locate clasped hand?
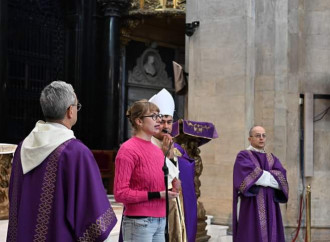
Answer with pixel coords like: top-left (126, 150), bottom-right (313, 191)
top-left (162, 134), bottom-right (174, 159)
top-left (160, 190), bottom-right (179, 199)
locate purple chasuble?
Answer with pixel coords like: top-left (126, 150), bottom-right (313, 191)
top-left (232, 150), bottom-right (289, 242)
top-left (174, 143), bottom-right (197, 242)
top-left (7, 139), bottom-right (117, 242)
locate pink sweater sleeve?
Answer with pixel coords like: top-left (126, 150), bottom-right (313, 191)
top-left (114, 148), bottom-right (149, 204)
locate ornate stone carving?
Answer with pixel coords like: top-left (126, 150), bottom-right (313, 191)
top-left (183, 140), bottom-right (210, 242)
top-left (172, 120), bottom-right (218, 242)
top-left (0, 144), bottom-right (17, 219)
top-left (128, 46), bottom-right (172, 88)
top-left (129, 0), bottom-right (186, 11)
top-left (120, 19), bottom-right (142, 45)
top-left (0, 154), bottom-right (11, 219)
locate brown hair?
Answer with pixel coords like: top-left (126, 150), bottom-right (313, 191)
top-left (126, 99), bottom-right (160, 131)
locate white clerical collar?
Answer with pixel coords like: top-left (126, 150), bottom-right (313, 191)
top-left (21, 121), bottom-right (75, 174)
top-left (246, 145), bottom-right (265, 153)
top-left (46, 122), bottom-right (69, 130)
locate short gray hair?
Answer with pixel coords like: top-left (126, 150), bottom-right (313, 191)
top-left (249, 125), bottom-right (265, 137)
top-left (40, 81), bottom-right (76, 120)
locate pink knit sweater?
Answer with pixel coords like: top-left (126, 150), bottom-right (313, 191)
top-left (114, 136), bottom-right (166, 217)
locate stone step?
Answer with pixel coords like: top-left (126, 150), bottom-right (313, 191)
top-left (219, 235), bottom-right (233, 242)
top-left (108, 194), bottom-right (124, 209)
top-left (207, 224), bottom-right (229, 237)
top-left (209, 234), bottom-right (233, 242)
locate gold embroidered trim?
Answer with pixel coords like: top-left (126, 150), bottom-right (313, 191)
top-left (78, 207), bottom-right (116, 242)
top-left (247, 150), bottom-right (261, 168)
top-left (270, 170), bottom-right (289, 195)
top-left (267, 153), bottom-right (274, 169)
top-left (173, 147), bottom-right (182, 157)
top-left (33, 142), bottom-right (69, 242)
top-left (239, 167), bottom-right (262, 193)
top-left (186, 121), bottom-right (211, 134)
top-left (33, 151), bottom-right (59, 241)
top-left (7, 148), bottom-right (20, 241)
top-left (257, 189), bottom-right (268, 242)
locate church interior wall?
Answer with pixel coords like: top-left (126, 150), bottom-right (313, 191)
top-left (187, 0), bottom-right (330, 240)
top-left (186, 0), bottom-right (249, 226)
top-left (298, 1), bottom-right (330, 240)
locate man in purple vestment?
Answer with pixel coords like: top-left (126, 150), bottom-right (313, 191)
top-left (232, 126), bottom-right (289, 242)
top-left (7, 81), bottom-right (117, 242)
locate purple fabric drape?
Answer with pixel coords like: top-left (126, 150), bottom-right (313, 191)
top-left (172, 120), bottom-right (218, 147)
top-left (7, 139), bottom-right (117, 242)
top-left (175, 143), bottom-right (197, 242)
top-left (232, 150), bottom-right (289, 242)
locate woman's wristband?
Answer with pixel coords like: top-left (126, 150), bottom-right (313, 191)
top-left (148, 192), bottom-right (161, 200)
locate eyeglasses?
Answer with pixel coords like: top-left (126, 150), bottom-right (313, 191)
top-left (71, 103), bottom-right (82, 111)
top-left (141, 114), bottom-right (163, 121)
top-left (251, 133), bottom-right (266, 139)
top-left (161, 120), bottom-right (173, 125)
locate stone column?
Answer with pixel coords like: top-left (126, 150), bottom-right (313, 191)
top-left (98, 0), bottom-right (129, 149)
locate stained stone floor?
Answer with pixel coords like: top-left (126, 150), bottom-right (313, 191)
top-left (0, 198), bottom-right (232, 242)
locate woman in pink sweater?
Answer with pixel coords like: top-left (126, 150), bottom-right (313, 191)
top-left (114, 99), bottom-right (179, 242)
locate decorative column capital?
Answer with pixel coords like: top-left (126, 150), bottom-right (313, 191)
top-left (97, 0), bottom-right (130, 17)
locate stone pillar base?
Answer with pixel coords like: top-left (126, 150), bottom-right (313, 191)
top-left (196, 235), bottom-right (211, 242)
top-left (196, 218), bottom-right (210, 241)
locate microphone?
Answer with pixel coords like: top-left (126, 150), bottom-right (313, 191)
top-left (162, 129), bottom-right (173, 157)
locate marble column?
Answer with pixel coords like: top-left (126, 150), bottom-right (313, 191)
top-left (98, 0), bottom-right (129, 149)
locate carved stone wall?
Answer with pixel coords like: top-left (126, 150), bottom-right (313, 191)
top-left (128, 47), bottom-right (172, 88)
top-left (0, 153), bottom-right (13, 219)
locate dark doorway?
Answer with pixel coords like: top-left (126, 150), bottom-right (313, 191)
top-left (2, 0), bottom-right (66, 143)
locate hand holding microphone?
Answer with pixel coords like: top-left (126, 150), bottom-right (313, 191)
top-left (161, 129), bottom-right (174, 159)
top-left (162, 129), bottom-right (169, 134)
